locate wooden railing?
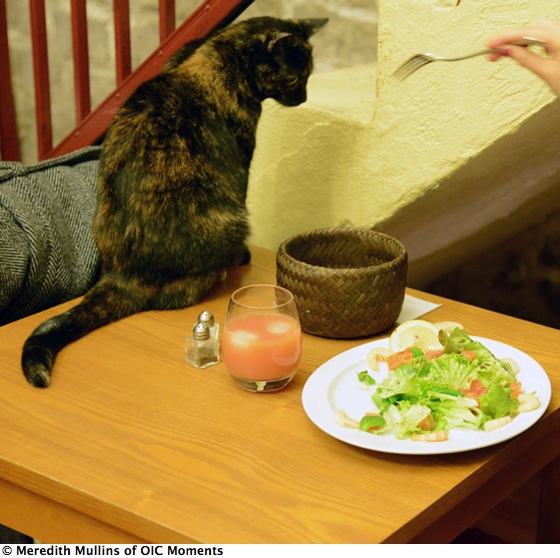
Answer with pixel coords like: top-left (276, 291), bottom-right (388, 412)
top-left (0, 0), bottom-right (18, 161)
top-left (0, 0), bottom-right (255, 162)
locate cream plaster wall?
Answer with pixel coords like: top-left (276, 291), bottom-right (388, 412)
top-left (247, 0), bottom-right (560, 286)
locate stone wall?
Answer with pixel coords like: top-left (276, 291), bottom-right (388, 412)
top-left (4, 0), bottom-right (378, 163)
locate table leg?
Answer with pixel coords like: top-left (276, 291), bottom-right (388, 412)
top-left (537, 455), bottom-right (560, 543)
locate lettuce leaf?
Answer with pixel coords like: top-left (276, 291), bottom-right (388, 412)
top-left (363, 329), bottom-right (521, 438)
top-left (478, 384), bottom-right (519, 419)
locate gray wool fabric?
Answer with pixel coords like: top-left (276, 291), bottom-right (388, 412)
top-left (0, 146), bottom-right (101, 325)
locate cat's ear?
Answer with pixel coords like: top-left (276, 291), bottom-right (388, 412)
top-left (299, 18), bottom-right (329, 37)
top-left (267, 18), bottom-right (328, 52)
top-left (267, 32), bottom-right (293, 53)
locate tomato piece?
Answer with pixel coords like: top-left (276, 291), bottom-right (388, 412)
top-left (461, 379), bottom-right (488, 402)
top-left (424, 349), bottom-right (443, 360)
top-left (386, 348), bottom-right (413, 370)
top-left (461, 350), bottom-right (477, 361)
top-left (470, 379), bottom-right (488, 396)
top-left (417, 413), bottom-right (436, 431)
top-left (510, 381), bottom-right (522, 398)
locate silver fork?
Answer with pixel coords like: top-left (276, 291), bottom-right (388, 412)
top-left (392, 37), bottom-right (545, 81)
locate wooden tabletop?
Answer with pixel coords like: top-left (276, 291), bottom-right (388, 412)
top-left (1, 245), bottom-right (559, 544)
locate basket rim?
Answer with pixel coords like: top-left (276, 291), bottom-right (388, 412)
top-left (277, 227), bottom-right (407, 274)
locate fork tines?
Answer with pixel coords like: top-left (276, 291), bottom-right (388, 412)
top-left (392, 54), bottom-right (432, 81)
top-left (392, 39), bottom-right (546, 82)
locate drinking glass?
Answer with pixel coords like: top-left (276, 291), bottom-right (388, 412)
top-left (222, 284), bottom-right (302, 392)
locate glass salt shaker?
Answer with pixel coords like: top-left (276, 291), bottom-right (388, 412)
top-left (185, 323), bottom-right (219, 369)
top-left (197, 310), bottom-right (220, 340)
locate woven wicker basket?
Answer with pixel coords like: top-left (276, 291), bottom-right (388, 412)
top-left (276, 227), bottom-right (408, 339)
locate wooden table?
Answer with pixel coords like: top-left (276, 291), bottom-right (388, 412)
top-left (1, 246), bottom-right (559, 544)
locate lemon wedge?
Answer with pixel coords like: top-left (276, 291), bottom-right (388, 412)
top-left (389, 320), bottom-right (442, 352)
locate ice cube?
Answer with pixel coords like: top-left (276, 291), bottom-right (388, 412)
top-left (267, 320), bottom-right (291, 335)
top-left (231, 330), bottom-right (258, 346)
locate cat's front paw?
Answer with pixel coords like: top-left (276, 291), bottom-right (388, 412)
top-left (240, 245), bottom-right (251, 265)
top-left (233, 245), bottom-right (251, 267)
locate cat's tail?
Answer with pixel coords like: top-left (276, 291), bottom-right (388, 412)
top-left (21, 275), bottom-right (151, 388)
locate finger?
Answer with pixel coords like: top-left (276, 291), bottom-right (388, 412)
top-left (504, 44), bottom-right (557, 80)
top-left (487, 27), bottom-right (539, 49)
top-left (488, 21), bottom-right (560, 52)
top-left (487, 49), bottom-right (508, 62)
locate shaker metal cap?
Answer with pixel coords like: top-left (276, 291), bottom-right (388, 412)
top-left (192, 322), bottom-right (211, 340)
top-left (197, 310), bottom-right (215, 326)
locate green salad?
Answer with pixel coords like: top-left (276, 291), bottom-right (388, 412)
top-left (353, 328), bottom-right (538, 441)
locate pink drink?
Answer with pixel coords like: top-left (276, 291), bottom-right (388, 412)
top-left (222, 313), bottom-right (302, 381)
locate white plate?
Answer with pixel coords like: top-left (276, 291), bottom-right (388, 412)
top-left (302, 337), bottom-right (552, 455)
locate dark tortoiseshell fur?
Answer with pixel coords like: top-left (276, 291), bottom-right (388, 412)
top-left (21, 16), bottom-right (327, 387)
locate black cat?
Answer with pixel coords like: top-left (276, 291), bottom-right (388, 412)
top-left (22, 16), bottom-right (327, 387)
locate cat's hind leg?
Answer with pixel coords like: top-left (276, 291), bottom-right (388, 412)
top-left (22, 271), bottom-right (224, 387)
top-left (151, 270), bottom-right (225, 310)
top-left (22, 274), bottom-right (157, 387)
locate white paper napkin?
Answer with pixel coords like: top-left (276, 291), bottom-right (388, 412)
top-left (396, 294), bottom-right (441, 324)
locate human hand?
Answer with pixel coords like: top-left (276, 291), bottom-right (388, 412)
top-left (487, 20), bottom-right (560, 96)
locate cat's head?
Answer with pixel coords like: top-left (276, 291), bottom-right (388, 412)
top-left (240, 17), bottom-right (328, 107)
